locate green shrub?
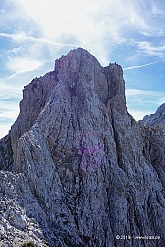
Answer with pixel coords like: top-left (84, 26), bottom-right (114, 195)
top-left (22, 242), bottom-right (36, 247)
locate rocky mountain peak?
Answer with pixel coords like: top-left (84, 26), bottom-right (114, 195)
top-left (54, 47), bottom-right (100, 72)
top-left (0, 48), bottom-right (165, 247)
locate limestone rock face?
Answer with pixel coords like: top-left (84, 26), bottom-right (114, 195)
top-left (0, 48), bottom-right (165, 247)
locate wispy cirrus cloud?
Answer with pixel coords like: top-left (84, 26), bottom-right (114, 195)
top-left (0, 99), bottom-right (19, 120)
top-left (0, 32), bottom-right (78, 47)
top-left (137, 41), bottom-right (165, 57)
top-left (0, 79), bottom-right (21, 99)
top-left (0, 32), bottom-right (56, 78)
top-left (6, 57), bottom-right (44, 75)
top-left (10, 0), bottom-right (152, 64)
top-left (126, 89), bottom-right (165, 99)
top-left (3, 0), bottom-right (164, 67)
top-left (124, 58), bottom-right (165, 71)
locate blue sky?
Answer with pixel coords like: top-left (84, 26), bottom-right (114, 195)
top-left (0, 0), bottom-right (165, 138)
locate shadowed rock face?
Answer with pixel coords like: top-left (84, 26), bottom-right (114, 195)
top-left (0, 48), bottom-right (165, 247)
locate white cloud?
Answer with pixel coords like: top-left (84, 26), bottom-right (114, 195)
top-left (126, 89), bottom-right (143, 96)
top-left (11, 0), bottom-right (96, 52)
top-left (1, 0), bottom-right (162, 67)
top-left (6, 57), bottom-right (44, 74)
top-left (0, 32), bottom-right (56, 76)
top-left (126, 89), bottom-right (163, 95)
top-left (0, 32), bottom-right (78, 47)
top-left (4, 0), bottom-right (165, 62)
top-left (10, 0), bottom-right (152, 64)
top-left (137, 42), bottom-right (165, 57)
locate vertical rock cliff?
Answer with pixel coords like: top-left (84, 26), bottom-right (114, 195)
top-left (0, 48), bottom-right (165, 247)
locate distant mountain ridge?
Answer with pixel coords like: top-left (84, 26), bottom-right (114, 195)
top-left (140, 103), bottom-right (165, 127)
top-left (0, 48), bottom-right (165, 247)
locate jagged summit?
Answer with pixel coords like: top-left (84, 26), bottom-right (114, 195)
top-left (9, 48), bottom-right (126, 166)
top-left (55, 47), bottom-right (100, 68)
top-left (0, 49), bottom-right (165, 247)
top-left (54, 47), bottom-right (123, 76)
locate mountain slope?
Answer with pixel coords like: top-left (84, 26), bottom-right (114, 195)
top-left (0, 48), bottom-right (165, 247)
top-left (140, 103), bottom-right (165, 134)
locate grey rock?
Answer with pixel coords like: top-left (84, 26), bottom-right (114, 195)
top-left (0, 133), bottom-right (14, 171)
top-left (0, 48), bottom-right (165, 246)
top-left (140, 103), bottom-right (165, 127)
top-left (140, 103), bottom-right (165, 136)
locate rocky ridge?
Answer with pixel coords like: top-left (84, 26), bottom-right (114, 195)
top-left (0, 48), bottom-right (165, 247)
top-left (140, 103), bottom-right (165, 135)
